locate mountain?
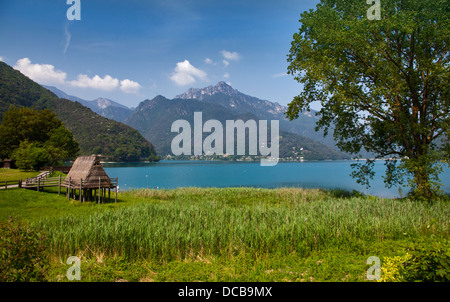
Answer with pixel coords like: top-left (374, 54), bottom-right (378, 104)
top-left (124, 95), bottom-right (349, 160)
top-left (176, 81), bottom-right (338, 150)
top-left (43, 85), bottom-right (133, 122)
top-left (0, 61), bottom-right (157, 162)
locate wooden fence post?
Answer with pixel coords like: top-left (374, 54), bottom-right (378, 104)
top-left (37, 178), bottom-right (40, 192)
top-left (80, 179), bottom-right (82, 203)
top-left (67, 177), bottom-right (71, 201)
top-left (58, 175), bottom-right (61, 195)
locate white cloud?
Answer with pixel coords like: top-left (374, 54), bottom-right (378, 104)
top-left (204, 58), bottom-right (214, 65)
top-left (0, 56), bottom-right (4, 62)
top-left (223, 73), bottom-right (230, 79)
top-left (220, 50), bottom-right (241, 61)
top-left (222, 60), bottom-right (229, 67)
top-left (272, 72), bottom-right (288, 78)
top-left (63, 24), bottom-right (72, 55)
top-left (13, 58), bottom-right (67, 85)
top-left (170, 60), bottom-right (207, 86)
top-left (70, 74), bottom-right (119, 91)
top-left (13, 57), bottom-right (140, 94)
top-left (120, 79), bottom-right (141, 94)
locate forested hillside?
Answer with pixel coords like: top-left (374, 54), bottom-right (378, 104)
top-left (0, 61), bottom-right (158, 162)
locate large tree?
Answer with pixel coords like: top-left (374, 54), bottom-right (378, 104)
top-left (0, 106), bottom-right (79, 169)
top-left (286, 0), bottom-right (449, 200)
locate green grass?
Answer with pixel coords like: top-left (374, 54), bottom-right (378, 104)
top-left (0, 187), bottom-right (448, 282)
top-left (0, 168), bottom-right (40, 182)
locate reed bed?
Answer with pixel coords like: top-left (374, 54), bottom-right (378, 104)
top-left (35, 188), bottom-right (449, 263)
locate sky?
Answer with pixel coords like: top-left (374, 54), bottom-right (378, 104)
top-left (0, 0), bottom-right (320, 109)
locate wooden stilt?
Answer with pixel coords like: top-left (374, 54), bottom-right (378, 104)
top-left (98, 176), bottom-right (101, 204)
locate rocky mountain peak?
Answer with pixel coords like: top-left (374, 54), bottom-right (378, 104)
top-left (176, 81), bottom-right (239, 100)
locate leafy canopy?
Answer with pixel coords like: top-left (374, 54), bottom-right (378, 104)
top-left (286, 0), bottom-right (449, 200)
top-left (0, 106), bottom-right (79, 169)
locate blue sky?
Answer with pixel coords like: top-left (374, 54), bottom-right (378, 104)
top-left (0, 0), bottom-right (320, 108)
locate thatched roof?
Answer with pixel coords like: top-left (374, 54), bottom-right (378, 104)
top-left (64, 155), bottom-right (115, 188)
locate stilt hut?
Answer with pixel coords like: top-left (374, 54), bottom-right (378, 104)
top-left (63, 155), bottom-right (118, 203)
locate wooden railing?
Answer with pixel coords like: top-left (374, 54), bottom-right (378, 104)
top-left (0, 180), bottom-right (22, 189)
top-left (23, 175), bottom-right (65, 193)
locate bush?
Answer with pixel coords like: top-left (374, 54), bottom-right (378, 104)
top-left (379, 240), bottom-right (450, 282)
top-left (378, 254), bottom-right (412, 282)
top-left (402, 240), bottom-right (450, 282)
top-left (0, 218), bottom-right (49, 281)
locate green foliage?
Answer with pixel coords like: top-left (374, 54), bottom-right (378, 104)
top-left (44, 125), bottom-right (79, 165)
top-left (0, 218), bottom-right (49, 282)
top-left (286, 0), bottom-right (450, 200)
top-left (0, 61), bottom-right (158, 162)
top-left (379, 240), bottom-right (450, 282)
top-left (12, 140), bottom-right (51, 171)
top-left (0, 106), bottom-right (79, 169)
top-left (379, 254), bottom-right (412, 282)
top-left (147, 153), bottom-right (161, 162)
top-left (402, 240), bottom-right (450, 281)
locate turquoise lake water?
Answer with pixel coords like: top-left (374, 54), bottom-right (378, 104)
top-left (103, 160), bottom-right (450, 198)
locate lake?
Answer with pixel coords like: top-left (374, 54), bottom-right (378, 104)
top-left (103, 160), bottom-right (450, 198)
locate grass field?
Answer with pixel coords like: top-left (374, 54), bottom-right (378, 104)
top-left (0, 183), bottom-right (448, 282)
top-left (0, 168), bottom-right (40, 182)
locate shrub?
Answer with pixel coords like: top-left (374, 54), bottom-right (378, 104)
top-left (0, 218), bottom-right (49, 281)
top-left (378, 254), bottom-right (412, 282)
top-left (379, 240), bottom-right (450, 282)
top-left (402, 240), bottom-right (450, 282)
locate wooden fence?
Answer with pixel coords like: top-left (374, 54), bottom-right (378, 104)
top-left (23, 175), bottom-right (65, 193)
top-left (0, 180), bottom-right (22, 190)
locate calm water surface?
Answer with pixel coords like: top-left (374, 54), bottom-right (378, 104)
top-left (103, 160), bottom-right (450, 198)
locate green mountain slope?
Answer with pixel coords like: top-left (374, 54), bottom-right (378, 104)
top-left (0, 61), bottom-right (157, 162)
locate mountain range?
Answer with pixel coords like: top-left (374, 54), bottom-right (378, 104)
top-left (1, 59), bottom-right (351, 161)
top-left (46, 81), bottom-right (348, 158)
top-left (43, 85), bottom-right (134, 123)
top-left (123, 85), bottom-right (350, 160)
top-left (44, 81), bottom-right (351, 161)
